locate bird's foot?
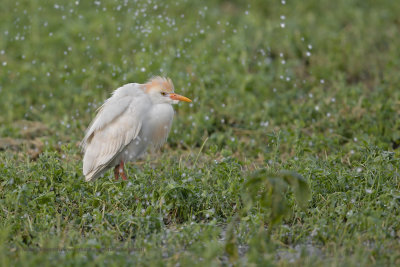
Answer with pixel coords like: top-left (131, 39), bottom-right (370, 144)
top-left (114, 160), bottom-right (128, 181)
top-left (114, 165), bottom-right (120, 180)
top-left (121, 171), bottom-right (128, 181)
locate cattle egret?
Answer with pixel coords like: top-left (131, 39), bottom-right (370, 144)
top-left (81, 76), bottom-right (192, 181)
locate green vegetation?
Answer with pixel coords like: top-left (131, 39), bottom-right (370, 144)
top-left (0, 0), bottom-right (399, 265)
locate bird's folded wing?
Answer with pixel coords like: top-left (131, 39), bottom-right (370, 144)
top-left (81, 84), bottom-right (151, 180)
top-left (81, 84), bottom-right (140, 149)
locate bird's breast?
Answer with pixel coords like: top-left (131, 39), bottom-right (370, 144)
top-left (141, 103), bottom-right (174, 148)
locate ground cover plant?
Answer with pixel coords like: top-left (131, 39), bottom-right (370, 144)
top-left (0, 0), bottom-right (399, 266)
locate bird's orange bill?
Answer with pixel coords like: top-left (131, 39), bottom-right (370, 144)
top-left (170, 93), bottom-right (192, 102)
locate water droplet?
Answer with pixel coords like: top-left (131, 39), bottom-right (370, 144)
top-left (347, 210), bottom-right (353, 216)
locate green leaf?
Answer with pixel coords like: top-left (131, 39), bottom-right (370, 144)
top-left (224, 220), bottom-right (239, 263)
top-left (242, 168), bottom-right (311, 227)
top-left (280, 170), bottom-right (312, 209)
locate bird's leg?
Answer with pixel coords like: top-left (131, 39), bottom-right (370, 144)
top-left (114, 165), bottom-right (120, 180)
top-left (119, 160), bottom-right (128, 180)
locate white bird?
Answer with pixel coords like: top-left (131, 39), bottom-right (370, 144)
top-left (81, 76), bottom-right (192, 181)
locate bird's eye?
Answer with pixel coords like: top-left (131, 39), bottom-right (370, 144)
top-left (161, 92), bottom-right (167, 96)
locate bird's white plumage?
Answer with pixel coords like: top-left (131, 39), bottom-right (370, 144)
top-left (81, 82), bottom-right (174, 181)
